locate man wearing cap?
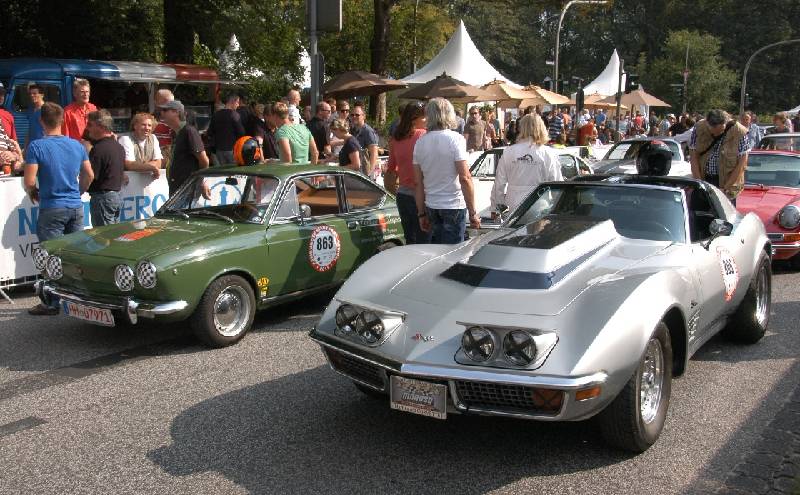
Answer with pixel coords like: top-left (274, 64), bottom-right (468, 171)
top-left (0, 83), bottom-right (18, 142)
top-left (85, 110), bottom-right (126, 226)
top-left (160, 100), bottom-right (209, 195)
top-left (690, 109), bottom-right (749, 205)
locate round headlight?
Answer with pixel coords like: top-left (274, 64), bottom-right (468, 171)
top-left (114, 264), bottom-right (135, 292)
top-left (335, 304), bottom-right (360, 335)
top-left (778, 205), bottom-right (800, 230)
top-left (503, 330), bottom-right (537, 366)
top-left (136, 261), bottom-right (157, 289)
top-left (32, 247), bottom-right (49, 271)
top-left (461, 326), bottom-right (495, 362)
top-left (45, 255), bottom-right (62, 280)
top-left (354, 310), bottom-right (384, 344)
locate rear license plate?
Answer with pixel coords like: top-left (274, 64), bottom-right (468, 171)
top-left (62, 301), bottom-right (115, 327)
top-left (389, 376), bottom-right (447, 420)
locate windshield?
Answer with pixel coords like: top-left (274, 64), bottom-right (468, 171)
top-left (509, 183), bottom-right (687, 243)
top-left (603, 141), bottom-right (681, 161)
top-left (158, 174), bottom-right (279, 223)
top-left (758, 136), bottom-right (798, 152)
top-left (745, 153), bottom-right (800, 187)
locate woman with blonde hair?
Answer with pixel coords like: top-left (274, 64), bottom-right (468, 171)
top-left (117, 112), bottom-right (162, 178)
top-left (329, 119), bottom-right (360, 171)
top-left (490, 113), bottom-right (563, 216)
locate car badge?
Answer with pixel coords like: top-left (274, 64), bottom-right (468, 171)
top-left (411, 333), bottom-right (434, 342)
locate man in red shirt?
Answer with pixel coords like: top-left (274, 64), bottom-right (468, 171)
top-left (0, 84), bottom-right (18, 141)
top-left (62, 78), bottom-right (97, 140)
top-left (153, 89), bottom-right (175, 169)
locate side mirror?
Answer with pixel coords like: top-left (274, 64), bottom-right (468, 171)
top-left (709, 218), bottom-right (733, 237)
top-left (299, 204), bottom-right (312, 219)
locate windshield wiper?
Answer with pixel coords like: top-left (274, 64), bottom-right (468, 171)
top-left (160, 209), bottom-right (189, 219)
top-left (186, 210), bottom-right (234, 224)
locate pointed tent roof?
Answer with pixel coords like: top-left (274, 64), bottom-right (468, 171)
top-left (581, 50), bottom-right (627, 97)
top-left (402, 20), bottom-right (521, 87)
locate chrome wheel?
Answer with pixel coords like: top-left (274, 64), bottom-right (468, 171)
top-left (755, 264), bottom-right (769, 327)
top-left (213, 285), bottom-right (251, 337)
top-left (640, 338), bottom-right (664, 424)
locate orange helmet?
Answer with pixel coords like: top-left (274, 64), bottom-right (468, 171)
top-left (233, 136), bottom-right (263, 166)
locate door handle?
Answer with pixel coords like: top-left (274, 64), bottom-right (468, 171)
top-left (347, 221), bottom-right (360, 229)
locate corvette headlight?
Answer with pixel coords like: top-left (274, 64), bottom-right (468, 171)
top-left (333, 302), bottom-right (404, 346)
top-left (45, 255), bottom-right (62, 280)
top-left (32, 247), bottom-right (49, 271)
top-left (335, 304), bottom-right (360, 336)
top-left (114, 264), bottom-right (135, 292)
top-left (778, 205), bottom-right (800, 230)
top-left (355, 310), bottom-right (384, 344)
top-left (136, 261), bottom-right (157, 289)
top-left (503, 330), bottom-right (537, 366)
top-left (461, 326), bottom-right (495, 362)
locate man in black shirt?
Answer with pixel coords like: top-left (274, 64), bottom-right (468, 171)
top-left (85, 110), bottom-right (125, 226)
top-left (161, 100), bottom-right (209, 196)
top-left (306, 101), bottom-right (331, 160)
top-left (207, 93), bottom-right (244, 165)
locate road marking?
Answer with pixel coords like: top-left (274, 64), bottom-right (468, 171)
top-left (0, 416), bottom-right (47, 438)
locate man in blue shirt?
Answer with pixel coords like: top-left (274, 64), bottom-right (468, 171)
top-left (25, 83), bottom-right (46, 145)
top-left (350, 102), bottom-right (380, 177)
top-left (24, 102), bottom-right (94, 315)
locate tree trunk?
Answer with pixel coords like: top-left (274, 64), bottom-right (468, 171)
top-left (369, 0), bottom-right (395, 124)
top-left (163, 0), bottom-right (195, 63)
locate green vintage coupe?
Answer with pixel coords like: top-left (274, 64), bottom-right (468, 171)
top-left (33, 164), bottom-right (404, 347)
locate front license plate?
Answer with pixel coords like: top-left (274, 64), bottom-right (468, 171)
top-left (389, 376), bottom-right (447, 420)
top-left (62, 301), bottom-right (115, 327)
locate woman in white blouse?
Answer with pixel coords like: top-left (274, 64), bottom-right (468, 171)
top-left (117, 112), bottom-right (163, 178)
top-left (491, 113), bottom-right (563, 215)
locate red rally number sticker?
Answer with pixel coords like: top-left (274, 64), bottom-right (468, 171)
top-left (308, 225), bottom-right (341, 272)
top-left (716, 247), bottom-right (739, 302)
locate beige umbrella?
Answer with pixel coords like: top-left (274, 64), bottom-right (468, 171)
top-left (400, 72), bottom-right (497, 102)
top-left (511, 85), bottom-right (571, 108)
top-left (322, 70), bottom-right (407, 98)
top-left (481, 79), bottom-right (536, 103)
top-left (569, 92), bottom-right (628, 110)
top-left (596, 87), bottom-right (671, 107)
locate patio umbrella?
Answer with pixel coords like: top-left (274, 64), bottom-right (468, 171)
top-left (321, 70), bottom-right (407, 98)
top-left (400, 72), bottom-right (496, 102)
top-left (569, 92), bottom-right (628, 110)
top-left (481, 79), bottom-right (536, 103)
top-left (596, 87), bottom-right (671, 107)
top-left (512, 85), bottom-right (571, 108)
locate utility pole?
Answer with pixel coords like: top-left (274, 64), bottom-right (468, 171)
top-left (309, 0), bottom-right (319, 109)
top-left (739, 39), bottom-right (800, 115)
top-left (553, 0), bottom-right (608, 94)
top-left (682, 42), bottom-right (689, 114)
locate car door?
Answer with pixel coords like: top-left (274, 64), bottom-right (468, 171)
top-left (470, 149), bottom-right (503, 216)
top-left (338, 173), bottom-right (393, 271)
top-left (265, 172), bottom-right (349, 295)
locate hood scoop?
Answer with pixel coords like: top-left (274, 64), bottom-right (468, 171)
top-left (441, 215), bottom-right (618, 289)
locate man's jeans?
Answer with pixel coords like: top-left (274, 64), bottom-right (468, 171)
top-left (37, 207), bottom-right (84, 310)
top-left (427, 207), bottom-right (467, 244)
top-left (396, 193), bottom-right (431, 244)
top-left (89, 191), bottom-right (121, 227)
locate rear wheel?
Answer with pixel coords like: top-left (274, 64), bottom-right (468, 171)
top-left (190, 275), bottom-right (256, 348)
top-left (598, 322), bottom-right (673, 453)
top-left (722, 252), bottom-right (771, 344)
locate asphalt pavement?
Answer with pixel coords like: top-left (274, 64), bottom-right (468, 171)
top-left (0, 267), bottom-right (798, 495)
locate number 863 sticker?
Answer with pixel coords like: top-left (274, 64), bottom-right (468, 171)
top-left (716, 247), bottom-right (739, 302)
top-left (308, 225), bottom-right (341, 272)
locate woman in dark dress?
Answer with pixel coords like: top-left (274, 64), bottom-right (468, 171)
top-left (330, 119), bottom-right (361, 171)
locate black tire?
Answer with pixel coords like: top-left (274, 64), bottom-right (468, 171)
top-left (598, 322), bottom-right (673, 453)
top-left (722, 252), bottom-right (771, 344)
top-left (789, 253), bottom-right (800, 271)
top-left (353, 381), bottom-right (386, 399)
top-left (190, 275), bottom-right (256, 348)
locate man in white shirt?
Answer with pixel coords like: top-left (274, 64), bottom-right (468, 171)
top-left (117, 112), bottom-right (162, 178)
top-left (413, 98), bottom-right (480, 244)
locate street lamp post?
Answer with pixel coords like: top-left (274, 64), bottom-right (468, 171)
top-left (739, 39), bottom-right (800, 115)
top-left (554, 0), bottom-right (608, 94)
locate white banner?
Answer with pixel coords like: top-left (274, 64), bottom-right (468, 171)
top-left (0, 172), bottom-right (170, 282)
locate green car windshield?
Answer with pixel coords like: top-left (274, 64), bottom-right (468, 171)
top-left (509, 183), bottom-right (687, 243)
top-left (159, 173), bottom-right (280, 223)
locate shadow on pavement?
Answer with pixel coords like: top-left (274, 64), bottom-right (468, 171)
top-left (148, 366), bottom-right (627, 494)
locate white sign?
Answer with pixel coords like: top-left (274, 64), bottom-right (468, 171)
top-left (716, 247), bottom-right (740, 302)
top-left (308, 225), bottom-right (340, 273)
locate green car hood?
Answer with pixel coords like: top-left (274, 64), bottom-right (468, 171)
top-left (57, 217), bottom-right (236, 261)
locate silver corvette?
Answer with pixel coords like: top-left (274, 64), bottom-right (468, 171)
top-left (310, 176), bottom-right (772, 452)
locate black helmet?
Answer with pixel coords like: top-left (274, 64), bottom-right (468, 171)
top-left (233, 136), bottom-right (264, 166)
top-left (636, 140), bottom-right (672, 176)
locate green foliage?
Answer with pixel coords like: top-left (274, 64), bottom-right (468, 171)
top-left (645, 30), bottom-right (737, 112)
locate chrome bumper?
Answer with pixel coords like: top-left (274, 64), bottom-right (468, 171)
top-left (310, 328), bottom-right (609, 421)
top-left (35, 280), bottom-right (188, 325)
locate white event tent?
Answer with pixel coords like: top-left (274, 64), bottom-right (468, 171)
top-left (786, 104), bottom-right (800, 115)
top-left (402, 20), bottom-right (522, 87)
top-left (580, 49), bottom-right (627, 97)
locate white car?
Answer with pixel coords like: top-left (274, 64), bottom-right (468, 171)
top-left (593, 138), bottom-right (692, 177)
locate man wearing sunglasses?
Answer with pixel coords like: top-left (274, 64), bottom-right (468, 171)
top-left (350, 102), bottom-right (379, 177)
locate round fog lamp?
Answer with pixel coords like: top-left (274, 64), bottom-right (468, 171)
top-left (461, 326), bottom-right (495, 362)
top-left (355, 310), bottom-right (384, 344)
top-left (503, 330), bottom-right (537, 366)
top-left (778, 205), bottom-right (800, 230)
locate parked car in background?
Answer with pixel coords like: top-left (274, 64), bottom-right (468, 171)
top-left (756, 133), bottom-right (799, 152)
top-left (34, 165), bottom-right (403, 347)
top-left (593, 138), bottom-right (692, 177)
top-left (737, 149), bottom-right (800, 268)
top-left (311, 175), bottom-right (771, 452)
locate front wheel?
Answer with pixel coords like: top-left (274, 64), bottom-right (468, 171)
top-left (598, 322), bottom-right (673, 453)
top-left (722, 252), bottom-right (771, 344)
top-left (190, 275), bottom-right (256, 348)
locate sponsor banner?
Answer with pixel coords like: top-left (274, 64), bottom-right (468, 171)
top-left (0, 173), bottom-right (169, 282)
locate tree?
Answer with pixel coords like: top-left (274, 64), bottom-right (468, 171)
top-left (644, 30), bottom-right (737, 112)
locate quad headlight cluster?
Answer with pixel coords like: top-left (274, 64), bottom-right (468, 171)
top-left (778, 205), bottom-right (800, 230)
top-left (114, 261), bottom-right (158, 292)
top-left (33, 247), bottom-right (63, 280)
top-left (459, 325), bottom-right (557, 369)
top-left (334, 303), bottom-right (404, 346)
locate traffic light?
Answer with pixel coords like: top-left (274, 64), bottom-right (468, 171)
top-left (625, 74), bottom-right (639, 94)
